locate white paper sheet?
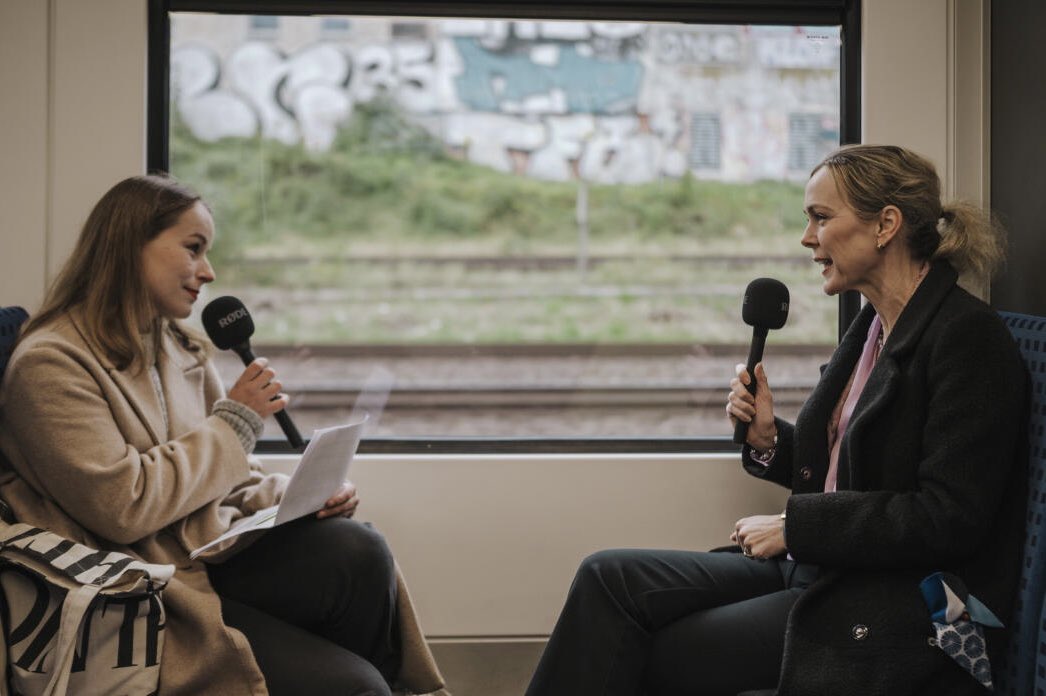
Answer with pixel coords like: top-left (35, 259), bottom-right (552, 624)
top-left (189, 417), bottom-right (366, 559)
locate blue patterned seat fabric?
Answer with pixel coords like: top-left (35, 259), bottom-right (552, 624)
top-left (0, 306), bottom-right (29, 523)
top-left (997, 312), bottom-right (1046, 696)
top-left (0, 306), bottom-right (28, 380)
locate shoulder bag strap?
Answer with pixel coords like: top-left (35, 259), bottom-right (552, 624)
top-left (41, 583), bottom-right (101, 696)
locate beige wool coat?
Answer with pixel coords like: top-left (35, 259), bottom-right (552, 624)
top-left (0, 311), bottom-right (447, 695)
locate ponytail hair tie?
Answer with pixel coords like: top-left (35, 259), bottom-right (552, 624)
top-left (936, 208), bottom-right (954, 235)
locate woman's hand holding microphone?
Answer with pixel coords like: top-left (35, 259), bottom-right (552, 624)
top-left (228, 358), bottom-right (360, 520)
top-left (227, 357), bottom-right (289, 419)
top-left (726, 362), bottom-right (787, 559)
top-left (726, 361), bottom-right (777, 452)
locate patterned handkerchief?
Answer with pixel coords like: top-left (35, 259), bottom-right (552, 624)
top-left (919, 571), bottom-right (1003, 690)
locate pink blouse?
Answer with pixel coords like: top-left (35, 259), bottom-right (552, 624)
top-left (824, 314), bottom-right (884, 492)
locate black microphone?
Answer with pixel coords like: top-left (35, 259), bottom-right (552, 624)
top-left (733, 278), bottom-right (790, 445)
top-left (201, 296), bottom-right (305, 451)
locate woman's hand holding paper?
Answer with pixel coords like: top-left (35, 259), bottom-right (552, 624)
top-left (318, 480), bottom-right (360, 519)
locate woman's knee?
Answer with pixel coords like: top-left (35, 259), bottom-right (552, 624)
top-left (579, 548), bottom-right (626, 574)
top-left (343, 673), bottom-right (392, 696)
top-left (353, 687), bottom-right (391, 696)
top-left (327, 519), bottom-right (396, 586)
top-left (272, 672), bottom-right (390, 696)
top-left (573, 548), bottom-right (640, 594)
top-left (269, 654), bottom-right (392, 696)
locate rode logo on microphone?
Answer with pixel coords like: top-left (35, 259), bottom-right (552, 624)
top-left (217, 308), bottom-right (248, 328)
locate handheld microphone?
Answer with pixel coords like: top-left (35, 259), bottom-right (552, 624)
top-left (733, 278), bottom-right (790, 445)
top-left (201, 296), bottom-right (305, 451)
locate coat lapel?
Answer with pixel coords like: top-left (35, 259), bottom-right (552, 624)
top-left (108, 366), bottom-right (167, 446)
top-left (838, 261), bottom-right (959, 489)
top-left (792, 305), bottom-right (873, 490)
top-left (157, 326), bottom-right (208, 437)
top-left (68, 312), bottom-right (173, 447)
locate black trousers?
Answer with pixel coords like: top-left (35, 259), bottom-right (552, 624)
top-left (525, 549), bottom-right (819, 696)
top-left (206, 516), bottom-right (401, 696)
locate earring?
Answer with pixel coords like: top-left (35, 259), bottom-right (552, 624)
top-left (876, 240), bottom-right (885, 250)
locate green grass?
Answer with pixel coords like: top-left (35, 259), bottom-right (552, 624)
top-left (171, 100), bottom-right (834, 345)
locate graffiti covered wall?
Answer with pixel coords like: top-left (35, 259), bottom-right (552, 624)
top-left (171, 17), bottom-right (839, 183)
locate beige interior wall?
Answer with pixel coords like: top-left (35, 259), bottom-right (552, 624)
top-left (0, 1), bottom-right (49, 309)
top-left (0, 0), bottom-right (147, 313)
top-left (862, 0), bottom-right (950, 174)
top-left (863, 0), bottom-right (989, 202)
top-left (862, 0), bottom-right (991, 296)
top-left (260, 452), bottom-right (787, 636)
top-left (49, 0), bottom-right (149, 282)
top-left (952, 0), bottom-right (991, 208)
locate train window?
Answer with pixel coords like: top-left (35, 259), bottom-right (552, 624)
top-left (154, 2), bottom-right (858, 451)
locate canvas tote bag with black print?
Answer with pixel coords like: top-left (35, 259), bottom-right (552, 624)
top-left (0, 521), bottom-right (174, 696)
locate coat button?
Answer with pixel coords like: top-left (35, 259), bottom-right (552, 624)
top-left (799, 467), bottom-right (813, 481)
top-left (851, 624), bottom-right (869, 641)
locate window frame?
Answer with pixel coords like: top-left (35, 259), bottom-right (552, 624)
top-left (147, 0), bottom-right (862, 454)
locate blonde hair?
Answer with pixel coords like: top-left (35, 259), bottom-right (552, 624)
top-left (23, 174), bottom-right (207, 370)
top-left (814, 144), bottom-right (1005, 279)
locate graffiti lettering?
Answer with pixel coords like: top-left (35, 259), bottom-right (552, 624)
top-left (2, 571), bottom-right (166, 676)
top-left (170, 20), bottom-right (838, 182)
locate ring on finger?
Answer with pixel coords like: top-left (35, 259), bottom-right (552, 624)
top-left (742, 545), bottom-right (754, 558)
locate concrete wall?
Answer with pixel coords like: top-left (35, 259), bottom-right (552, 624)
top-left (170, 18), bottom-right (840, 183)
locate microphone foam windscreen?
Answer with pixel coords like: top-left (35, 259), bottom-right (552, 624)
top-left (741, 278), bottom-right (790, 330)
top-left (201, 295), bottom-right (255, 349)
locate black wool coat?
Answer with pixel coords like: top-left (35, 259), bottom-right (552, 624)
top-left (743, 261), bottom-right (1028, 696)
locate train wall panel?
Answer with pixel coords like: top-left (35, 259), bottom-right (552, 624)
top-left (259, 452), bottom-right (788, 637)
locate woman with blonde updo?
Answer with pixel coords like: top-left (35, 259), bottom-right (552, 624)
top-left (526, 145), bottom-right (1026, 696)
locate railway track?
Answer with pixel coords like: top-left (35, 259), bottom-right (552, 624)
top-left (212, 343), bottom-right (830, 439)
top-left (288, 381), bottom-right (814, 410)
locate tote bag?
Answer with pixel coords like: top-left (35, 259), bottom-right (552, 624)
top-left (0, 522), bottom-right (175, 696)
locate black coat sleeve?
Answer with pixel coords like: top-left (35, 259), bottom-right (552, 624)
top-left (741, 416), bottom-right (795, 489)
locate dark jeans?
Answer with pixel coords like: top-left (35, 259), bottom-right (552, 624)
top-left (525, 549), bottom-right (819, 696)
top-left (206, 516), bottom-right (401, 696)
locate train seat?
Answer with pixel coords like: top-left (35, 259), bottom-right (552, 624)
top-left (0, 305), bottom-right (28, 524)
top-left (734, 311), bottom-right (1046, 696)
top-left (997, 311), bottom-right (1046, 695)
top-left (0, 306), bottom-right (27, 380)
